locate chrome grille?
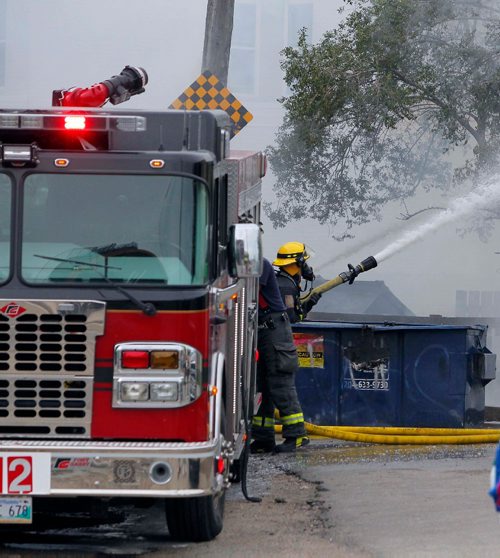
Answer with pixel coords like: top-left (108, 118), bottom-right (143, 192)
top-left (0, 313), bottom-right (93, 373)
top-left (0, 377), bottom-right (92, 437)
top-left (0, 299), bottom-right (106, 438)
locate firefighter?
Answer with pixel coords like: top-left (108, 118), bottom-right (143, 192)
top-left (273, 241), bottom-right (322, 323)
top-left (250, 257), bottom-right (309, 454)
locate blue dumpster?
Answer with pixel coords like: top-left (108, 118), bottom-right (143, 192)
top-left (292, 321), bottom-right (496, 428)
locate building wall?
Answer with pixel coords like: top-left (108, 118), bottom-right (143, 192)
top-left (229, 0), bottom-right (344, 150)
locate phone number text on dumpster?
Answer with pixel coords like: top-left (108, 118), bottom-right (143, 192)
top-left (343, 379), bottom-right (389, 390)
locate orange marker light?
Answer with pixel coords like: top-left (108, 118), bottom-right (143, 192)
top-left (151, 350), bottom-right (179, 369)
top-left (149, 159), bottom-right (165, 168)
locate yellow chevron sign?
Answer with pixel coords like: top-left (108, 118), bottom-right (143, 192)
top-left (169, 71), bottom-right (253, 138)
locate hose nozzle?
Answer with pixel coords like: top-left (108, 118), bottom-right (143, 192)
top-left (343, 256), bottom-right (378, 285)
top-left (358, 256), bottom-right (378, 273)
top-left (299, 255), bottom-right (378, 305)
top-left (52, 65), bottom-right (148, 107)
top-left (104, 66), bottom-right (148, 105)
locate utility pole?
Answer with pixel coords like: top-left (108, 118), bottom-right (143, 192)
top-left (202, 0), bottom-right (235, 84)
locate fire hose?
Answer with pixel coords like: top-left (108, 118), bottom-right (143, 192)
top-left (274, 423), bottom-right (500, 444)
top-left (300, 255), bottom-right (378, 307)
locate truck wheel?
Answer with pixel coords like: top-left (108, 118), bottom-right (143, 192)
top-left (165, 397), bottom-right (226, 541)
top-left (165, 491), bottom-right (225, 542)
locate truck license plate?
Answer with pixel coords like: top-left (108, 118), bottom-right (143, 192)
top-left (0, 497), bottom-right (32, 523)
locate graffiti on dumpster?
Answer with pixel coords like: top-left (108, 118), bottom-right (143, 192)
top-left (343, 357), bottom-right (390, 390)
top-left (343, 343), bottom-right (390, 391)
top-left (293, 333), bottom-right (324, 368)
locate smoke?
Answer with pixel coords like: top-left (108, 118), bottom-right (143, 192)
top-left (314, 173), bottom-right (500, 274)
top-left (374, 175), bottom-right (500, 263)
top-left (315, 219), bottom-right (409, 273)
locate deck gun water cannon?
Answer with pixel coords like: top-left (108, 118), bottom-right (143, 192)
top-left (300, 256), bottom-right (378, 306)
top-left (52, 65), bottom-right (148, 108)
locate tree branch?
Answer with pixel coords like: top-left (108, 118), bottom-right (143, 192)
top-left (397, 206), bottom-right (446, 220)
top-left (390, 69), bottom-right (481, 143)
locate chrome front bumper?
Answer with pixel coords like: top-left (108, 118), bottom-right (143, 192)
top-left (0, 439), bottom-right (225, 497)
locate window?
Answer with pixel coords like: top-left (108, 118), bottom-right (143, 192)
top-left (287, 3), bottom-right (313, 47)
top-left (215, 175), bottom-right (228, 273)
top-left (0, 173), bottom-right (11, 282)
top-left (228, 2), bottom-right (257, 95)
top-left (22, 174), bottom-right (209, 286)
top-left (284, 3), bottom-right (313, 96)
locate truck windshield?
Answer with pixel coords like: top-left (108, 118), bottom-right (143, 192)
top-left (21, 173), bottom-right (209, 286)
top-left (0, 174), bottom-right (11, 283)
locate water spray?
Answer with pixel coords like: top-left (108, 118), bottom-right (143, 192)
top-left (311, 173), bottom-right (500, 294)
top-left (301, 256), bottom-right (378, 305)
top-left (374, 175), bottom-right (500, 263)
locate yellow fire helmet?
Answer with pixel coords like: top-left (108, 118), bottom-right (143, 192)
top-left (273, 241), bottom-right (310, 267)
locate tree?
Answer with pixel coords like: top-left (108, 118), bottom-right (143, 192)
top-left (266, 0), bottom-right (500, 238)
top-left (202, 0), bottom-right (235, 84)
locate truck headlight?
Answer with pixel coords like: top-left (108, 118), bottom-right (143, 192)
top-left (112, 343), bottom-right (203, 408)
top-left (120, 382), bottom-right (149, 401)
top-left (150, 382), bottom-right (178, 401)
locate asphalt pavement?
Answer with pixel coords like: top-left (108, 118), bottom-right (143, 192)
top-left (293, 438), bottom-right (500, 557)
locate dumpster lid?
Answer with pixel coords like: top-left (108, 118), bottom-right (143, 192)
top-left (296, 320), bottom-right (488, 333)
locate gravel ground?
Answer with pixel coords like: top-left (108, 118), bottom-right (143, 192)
top-left (159, 444), bottom-right (364, 558)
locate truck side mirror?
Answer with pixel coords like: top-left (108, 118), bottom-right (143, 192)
top-left (228, 224), bottom-right (262, 278)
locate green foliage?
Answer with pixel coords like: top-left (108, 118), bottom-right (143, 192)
top-left (267, 0), bottom-right (500, 235)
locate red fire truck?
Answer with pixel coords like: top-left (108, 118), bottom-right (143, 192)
top-left (0, 67), bottom-right (264, 541)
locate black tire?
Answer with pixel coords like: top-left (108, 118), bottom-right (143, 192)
top-left (165, 491), bottom-right (225, 542)
top-left (165, 400), bottom-right (226, 542)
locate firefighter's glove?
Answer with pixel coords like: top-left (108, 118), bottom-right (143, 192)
top-left (308, 292), bottom-right (322, 307)
top-left (347, 263), bottom-right (359, 285)
top-left (303, 292), bottom-right (321, 314)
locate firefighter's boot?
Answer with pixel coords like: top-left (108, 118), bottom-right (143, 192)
top-left (250, 440), bottom-right (276, 454)
top-left (274, 436), bottom-right (310, 453)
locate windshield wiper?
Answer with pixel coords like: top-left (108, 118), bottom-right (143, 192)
top-left (33, 254), bottom-right (157, 317)
top-left (89, 242), bottom-right (156, 258)
top-left (34, 254), bottom-right (121, 270)
top-left (99, 277), bottom-right (157, 317)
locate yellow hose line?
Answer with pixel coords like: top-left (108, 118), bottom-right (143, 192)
top-left (275, 423), bottom-right (500, 436)
top-left (307, 425), bottom-right (500, 436)
top-left (305, 423), bottom-right (500, 445)
top-left (274, 423), bottom-right (500, 444)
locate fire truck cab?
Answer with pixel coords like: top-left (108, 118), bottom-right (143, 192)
top-left (0, 107), bottom-right (263, 541)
